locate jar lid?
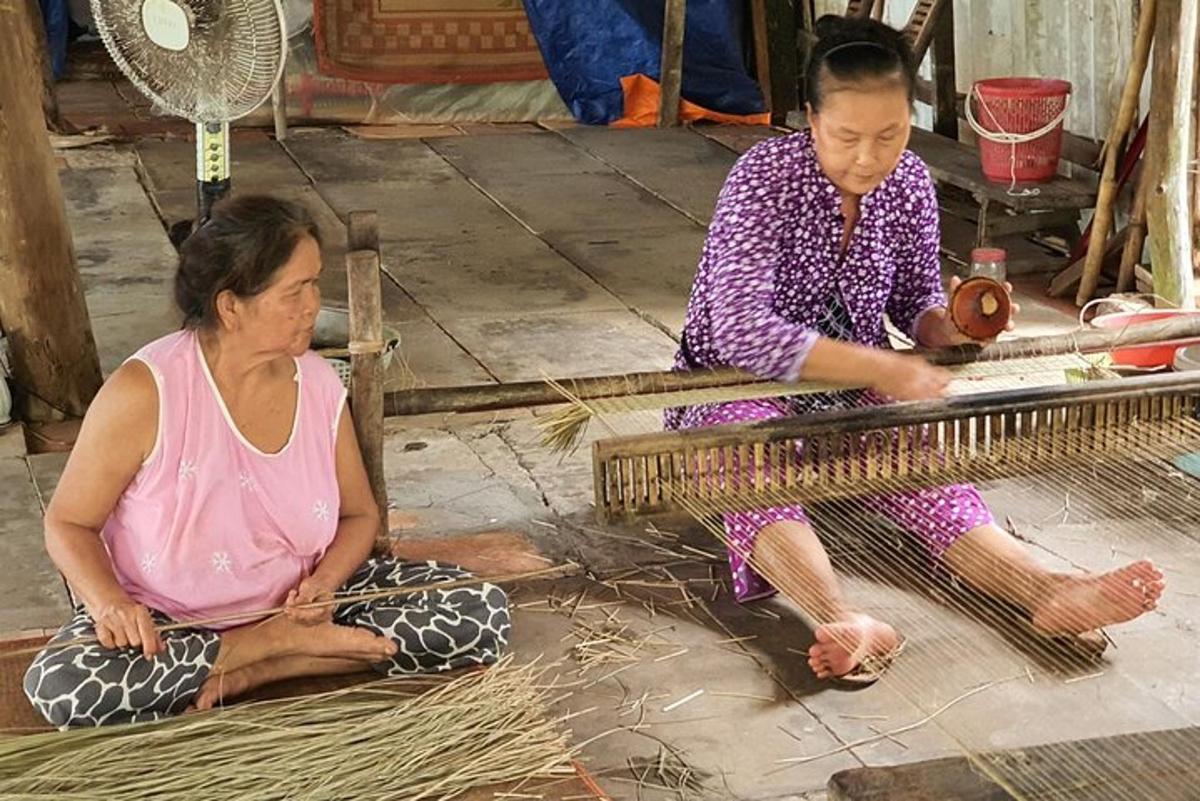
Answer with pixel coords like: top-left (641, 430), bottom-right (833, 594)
top-left (971, 247), bottom-right (1007, 262)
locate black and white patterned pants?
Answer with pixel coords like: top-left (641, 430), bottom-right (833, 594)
top-left (24, 558), bottom-right (511, 729)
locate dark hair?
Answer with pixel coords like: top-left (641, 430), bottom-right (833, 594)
top-left (174, 195), bottom-right (321, 329)
top-left (805, 15), bottom-right (917, 113)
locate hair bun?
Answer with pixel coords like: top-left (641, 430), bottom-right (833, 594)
top-left (814, 13), bottom-right (849, 41)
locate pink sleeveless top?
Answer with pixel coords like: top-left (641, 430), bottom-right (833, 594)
top-left (101, 330), bottom-right (346, 628)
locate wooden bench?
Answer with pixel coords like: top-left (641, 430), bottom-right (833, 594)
top-left (907, 127), bottom-right (1098, 259)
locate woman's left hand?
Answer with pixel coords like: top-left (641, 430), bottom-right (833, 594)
top-left (946, 276), bottom-right (1021, 344)
top-left (284, 576), bottom-right (337, 626)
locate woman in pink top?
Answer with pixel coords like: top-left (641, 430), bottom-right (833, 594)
top-left (24, 196), bottom-right (510, 728)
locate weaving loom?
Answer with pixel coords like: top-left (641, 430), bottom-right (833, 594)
top-left (591, 371), bottom-right (1200, 521)
top-left (575, 354), bottom-right (1200, 800)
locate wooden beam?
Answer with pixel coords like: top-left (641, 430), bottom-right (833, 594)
top-left (346, 211), bottom-right (388, 547)
top-left (0, 2), bottom-right (102, 421)
top-left (1048, 226), bottom-right (1130, 298)
top-left (657, 0), bottom-right (686, 127)
top-left (905, 0), bottom-right (948, 65)
top-left (929, 0), bottom-right (956, 139)
top-left (1145, 0), bottom-right (1198, 308)
top-left (828, 726), bottom-right (1200, 800)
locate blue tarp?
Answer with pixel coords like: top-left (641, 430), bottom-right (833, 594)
top-left (522, 0), bottom-right (765, 125)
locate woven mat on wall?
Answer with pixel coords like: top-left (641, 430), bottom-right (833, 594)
top-left (313, 0), bottom-right (549, 84)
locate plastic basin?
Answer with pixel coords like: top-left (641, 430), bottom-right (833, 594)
top-left (1174, 344), bottom-right (1200, 372)
top-left (1090, 310), bottom-right (1200, 369)
top-left (313, 307), bottom-right (401, 387)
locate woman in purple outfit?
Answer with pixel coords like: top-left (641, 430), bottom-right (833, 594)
top-left (669, 15), bottom-right (1164, 682)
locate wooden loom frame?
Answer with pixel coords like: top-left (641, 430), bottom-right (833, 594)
top-left (591, 370), bottom-right (1200, 523)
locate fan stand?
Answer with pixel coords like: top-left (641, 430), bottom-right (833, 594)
top-left (168, 120), bottom-right (231, 247)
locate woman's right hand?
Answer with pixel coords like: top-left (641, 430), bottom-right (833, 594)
top-left (870, 352), bottom-right (951, 401)
top-left (91, 596), bottom-right (164, 659)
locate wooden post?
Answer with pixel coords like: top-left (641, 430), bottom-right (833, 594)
top-left (1145, 0), bottom-right (1198, 308)
top-left (1076, 0), bottom-right (1156, 305)
top-left (0, 2), bottom-right (103, 421)
top-left (930, 0), bottom-right (957, 139)
top-left (346, 211), bottom-right (389, 548)
top-left (768, 0), bottom-right (798, 124)
top-left (658, 0), bottom-right (686, 127)
top-left (750, 0), bottom-right (773, 119)
top-left (796, 0), bottom-right (816, 110)
top-left (1118, 171), bottom-right (1151, 292)
top-left (750, 0), bottom-right (798, 125)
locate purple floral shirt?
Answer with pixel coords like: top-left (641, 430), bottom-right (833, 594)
top-left (667, 130), bottom-right (946, 428)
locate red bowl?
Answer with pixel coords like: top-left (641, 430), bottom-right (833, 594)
top-left (1090, 310), bottom-right (1200, 368)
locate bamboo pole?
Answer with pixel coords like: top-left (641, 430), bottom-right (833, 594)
top-left (0, 1), bottom-right (103, 421)
top-left (1146, 0), bottom-right (1199, 308)
top-left (346, 212), bottom-right (388, 548)
top-left (1076, 0), bottom-right (1157, 306)
top-left (658, 0), bottom-right (686, 127)
top-left (383, 315), bottom-right (1200, 418)
top-left (1193, 24), bottom-right (1200, 278)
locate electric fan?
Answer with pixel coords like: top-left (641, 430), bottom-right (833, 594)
top-left (90, 0), bottom-right (286, 228)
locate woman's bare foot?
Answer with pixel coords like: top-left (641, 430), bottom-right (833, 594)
top-left (808, 613), bottom-right (900, 680)
top-left (218, 615), bottom-right (397, 670)
top-left (190, 664), bottom-right (267, 711)
top-left (1031, 560), bottom-right (1165, 636)
top-left (300, 621), bottom-right (399, 662)
top-left (191, 622), bottom-right (396, 711)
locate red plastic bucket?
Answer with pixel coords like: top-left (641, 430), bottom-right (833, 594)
top-left (971, 78), bottom-right (1071, 184)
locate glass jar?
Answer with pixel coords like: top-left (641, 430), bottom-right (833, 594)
top-left (950, 247), bottom-right (1011, 340)
top-left (969, 247), bottom-right (1007, 283)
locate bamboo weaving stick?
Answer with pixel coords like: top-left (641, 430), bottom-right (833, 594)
top-left (385, 315), bottom-right (1200, 417)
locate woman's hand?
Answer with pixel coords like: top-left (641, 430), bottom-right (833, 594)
top-left (870, 352), bottom-right (951, 401)
top-left (284, 576), bottom-right (337, 626)
top-left (91, 596), bottom-right (164, 659)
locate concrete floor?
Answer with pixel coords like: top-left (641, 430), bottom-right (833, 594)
top-left (4, 115), bottom-right (1199, 800)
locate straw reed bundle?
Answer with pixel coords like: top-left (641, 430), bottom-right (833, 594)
top-left (0, 658), bottom-right (578, 800)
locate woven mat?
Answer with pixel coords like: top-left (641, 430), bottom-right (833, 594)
top-left (313, 0), bottom-right (549, 84)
